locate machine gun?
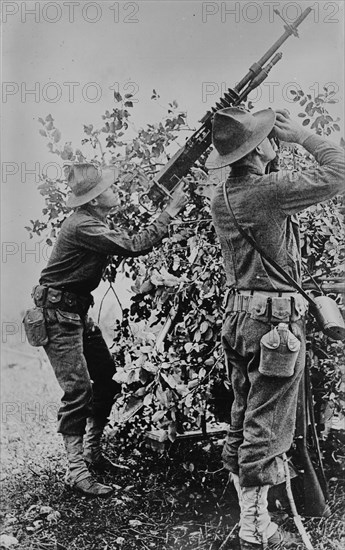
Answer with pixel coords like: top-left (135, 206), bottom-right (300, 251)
top-left (143, 5), bottom-right (329, 518)
top-left (145, 7), bottom-right (312, 205)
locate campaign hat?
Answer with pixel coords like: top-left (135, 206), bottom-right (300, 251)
top-left (65, 163), bottom-right (119, 208)
top-left (206, 107), bottom-right (276, 170)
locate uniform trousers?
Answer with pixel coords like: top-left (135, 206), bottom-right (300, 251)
top-left (43, 308), bottom-right (120, 435)
top-left (221, 294), bottom-right (306, 487)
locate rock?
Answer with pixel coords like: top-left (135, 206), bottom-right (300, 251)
top-left (0, 534), bottom-right (19, 548)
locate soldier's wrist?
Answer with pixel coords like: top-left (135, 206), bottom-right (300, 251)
top-left (296, 128), bottom-right (312, 146)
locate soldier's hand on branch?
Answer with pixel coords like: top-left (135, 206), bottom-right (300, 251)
top-left (165, 180), bottom-right (189, 217)
top-left (274, 108), bottom-right (311, 145)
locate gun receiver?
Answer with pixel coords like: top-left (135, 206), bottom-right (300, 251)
top-left (146, 7), bottom-right (312, 205)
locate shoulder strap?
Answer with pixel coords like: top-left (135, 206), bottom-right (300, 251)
top-left (222, 181), bottom-right (314, 306)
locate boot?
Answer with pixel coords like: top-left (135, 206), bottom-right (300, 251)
top-left (83, 417), bottom-right (129, 474)
top-left (63, 434), bottom-right (113, 497)
top-left (240, 527), bottom-right (301, 549)
top-left (239, 485), bottom-right (279, 548)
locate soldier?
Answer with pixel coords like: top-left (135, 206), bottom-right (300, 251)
top-left (31, 164), bottom-right (187, 497)
top-left (207, 107), bottom-right (344, 549)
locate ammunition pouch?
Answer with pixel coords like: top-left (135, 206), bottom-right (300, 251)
top-left (23, 307), bottom-right (48, 347)
top-left (32, 285), bottom-right (93, 316)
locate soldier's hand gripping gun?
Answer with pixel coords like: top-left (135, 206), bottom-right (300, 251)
top-left (144, 7), bottom-right (312, 206)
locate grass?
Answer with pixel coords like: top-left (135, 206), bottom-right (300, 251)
top-left (1, 349), bottom-right (344, 550)
top-left (1, 434), bottom-right (344, 550)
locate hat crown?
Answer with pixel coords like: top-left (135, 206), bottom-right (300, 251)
top-left (206, 107), bottom-right (276, 170)
top-left (66, 164), bottom-right (100, 198)
top-left (65, 164), bottom-right (119, 207)
top-left (213, 108), bottom-right (260, 156)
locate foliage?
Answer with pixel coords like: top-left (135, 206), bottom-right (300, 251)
top-left (28, 88), bottom-right (344, 467)
top-left (281, 87), bottom-right (345, 449)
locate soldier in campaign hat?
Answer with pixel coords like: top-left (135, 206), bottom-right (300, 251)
top-left (207, 107), bottom-right (344, 549)
top-left (31, 163), bottom-right (187, 497)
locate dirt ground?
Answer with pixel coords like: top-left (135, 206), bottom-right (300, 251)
top-left (1, 344), bottom-right (344, 550)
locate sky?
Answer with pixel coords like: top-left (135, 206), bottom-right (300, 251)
top-left (1, 0), bottom-right (344, 341)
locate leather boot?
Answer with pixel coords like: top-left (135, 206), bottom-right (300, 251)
top-left (83, 417), bottom-right (129, 474)
top-left (240, 527), bottom-right (301, 549)
top-left (63, 434), bottom-right (113, 497)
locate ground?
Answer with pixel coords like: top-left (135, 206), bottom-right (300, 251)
top-left (1, 345), bottom-right (344, 550)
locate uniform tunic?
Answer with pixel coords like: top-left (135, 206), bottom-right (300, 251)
top-left (210, 135), bottom-right (345, 486)
top-left (38, 207), bottom-right (172, 434)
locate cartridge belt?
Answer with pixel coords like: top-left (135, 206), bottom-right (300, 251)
top-left (32, 285), bottom-right (93, 316)
top-left (224, 289), bottom-right (308, 323)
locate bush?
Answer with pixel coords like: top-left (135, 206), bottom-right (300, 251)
top-left (28, 88), bottom-right (344, 470)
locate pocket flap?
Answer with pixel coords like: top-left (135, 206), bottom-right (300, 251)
top-left (271, 297), bottom-right (291, 320)
top-left (294, 295), bottom-right (308, 317)
top-left (56, 309), bottom-right (81, 325)
top-left (47, 288), bottom-right (62, 304)
top-left (23, 307), bottom-right (44, 325)
top-left (249, 294), bottom-right (267, 316)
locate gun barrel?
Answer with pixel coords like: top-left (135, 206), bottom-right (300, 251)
top-left (237, 52), bottom-right (283, 102)
top-left (145, 6), bottom-right (312, 206)
top-left (235, 7), bottom-right (312, 93)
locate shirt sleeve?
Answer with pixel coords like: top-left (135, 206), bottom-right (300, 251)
top-left (75, 211), bottom-right (172, 256)
top-left (273, 135), bottom-right (345, 215)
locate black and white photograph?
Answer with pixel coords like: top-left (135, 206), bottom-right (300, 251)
top-left (1, 1), bottom-right (344, 549)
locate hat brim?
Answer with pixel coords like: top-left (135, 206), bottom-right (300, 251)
top-left (66, 167), bottom-right (119, 208)
top-left (206, 109), bottom-right (276, 170)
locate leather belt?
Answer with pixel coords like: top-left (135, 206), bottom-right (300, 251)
top-left (32, 285), bottom-right (93, 316)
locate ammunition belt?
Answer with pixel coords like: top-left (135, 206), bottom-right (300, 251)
top-left (32, 285), bottom-right (93, 316)
top-left (224, 290), bottom-right (308, 323)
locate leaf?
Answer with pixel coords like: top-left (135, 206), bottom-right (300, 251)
top-left (302, 119), bottom-right (310, 126)
top-left (114, 91), bottom-right (123, 102)
top-left (168, 421), bottom-right (177, 442)
top-left (198, 367), bottom-right (206, 379)
top-left (124, 101), bottom-right (133, 108)
top-left (129, 519), bottom-right (142, 527)
top-left (39, 505), bottom-right (54, 515)
top-left (143, 393), bottom-right (153, 407)
top-left (187, 379), bottom-right (198, 390)
top-left (184, 342), bottom-right (193, 353)
top-left (39, 129), bottom-right (47, 137)
top-left (200, 320), bottom-right (209, 334)
top-left (194, 329), bottom-right (201, 343)
top-left (47, 510), bottom-right (61, 523)
top-left (52, 128), bottom-right (61, 143)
